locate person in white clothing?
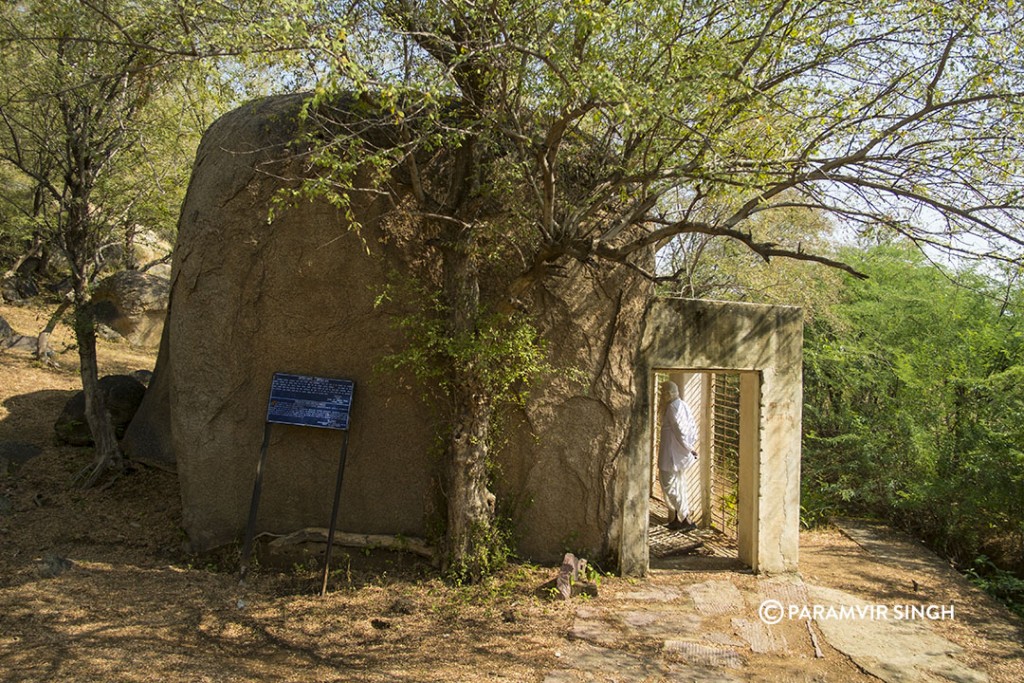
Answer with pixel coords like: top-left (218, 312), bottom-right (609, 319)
top-left (658, 381), bottom-right (699, 532)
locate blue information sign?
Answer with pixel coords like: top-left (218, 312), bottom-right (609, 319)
top-left (266, 373), bottom-right (354, 431)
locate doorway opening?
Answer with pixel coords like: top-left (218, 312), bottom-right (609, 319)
top-left (648, 369), bottom-right (748, 571)
top-left (618, 298), bottom-right (802, 577)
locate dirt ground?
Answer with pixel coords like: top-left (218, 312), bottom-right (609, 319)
top-left (0, 302), bottom-right (581, 682)
top-left (1, 301), bottom-right (1023, 682)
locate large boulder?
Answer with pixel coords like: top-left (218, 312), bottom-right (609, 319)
top-left (1, 275), bottom-right (39, 303)
top-left (54, 375), bottom-right (147, 446)
top-left (124, 94), bottom-right (652, 561)
top-left (129, 230), bottom-right (174, 278)
top-left (91, 270), bottom-right (170, 347)
top-left (496, 262), bottom-right (650, 561)
top-left (0, 315), bottom-right (37, 353)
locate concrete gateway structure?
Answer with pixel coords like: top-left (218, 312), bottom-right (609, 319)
top-left (618, 298), bottom-right (803, 574)
top-left (124, 95), bottom-right (802, 575)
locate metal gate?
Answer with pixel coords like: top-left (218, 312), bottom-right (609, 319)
top-left (709, 373), bottom-right (740, 538)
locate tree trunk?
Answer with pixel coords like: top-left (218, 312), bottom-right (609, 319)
top-left (73, 297), bottom-right (123, 488)
top-left (36, 295), bottom-right (72, 363)
top-left (443, 371), bottom-right (496, 578)
top-left (440, 228), bottom-right (497, 580)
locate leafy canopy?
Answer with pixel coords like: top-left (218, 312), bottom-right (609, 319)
top-left (288, 0), bottom-right (1024, 279)
top-left (802, 244), bottom-right (1024, 608)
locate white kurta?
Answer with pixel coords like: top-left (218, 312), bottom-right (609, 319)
top-left (659, 397), bottom-right (698, 470)
top-left (659, 397), bottom-right (698, 519)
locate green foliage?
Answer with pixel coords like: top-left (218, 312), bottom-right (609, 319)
top-left (0, 0), bottom-right (204, 275)
top-left (803, 243), bottom-right (1024, 606)
top-left (276, 0), bottom-right (1024, 288)
top-left (444, 517), bottom-right (515, 587)
top-left (375, 273), bottom-right (553, 583)
top-left (0, 165), bottom-right (42, 264)
top-left (0, 0), bottom-right (314, 282)
top-left (270, 0), bottom-right (1024, 581)
top-left (376, 277), bottom-right (553, 410)
top-left (658, 200), bottom-right (846, 318)
top-left (966, 557), bottom-right (1024, 620)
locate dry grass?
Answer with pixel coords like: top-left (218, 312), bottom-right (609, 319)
top-left (1, 302), bottom-right (574, 681)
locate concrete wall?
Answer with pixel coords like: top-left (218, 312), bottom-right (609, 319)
top-left (619, 298), bottom-right (803, 575)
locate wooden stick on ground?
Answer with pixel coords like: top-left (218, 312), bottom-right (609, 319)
top-left (255, 527), bottom-right (436, 564)
top-left (806, 618), bottom-right (824, 658)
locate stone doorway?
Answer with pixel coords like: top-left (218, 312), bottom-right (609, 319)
top-left (618, 298), bottom-right (803, 576)
top-left (648, 370), bottom-right (750, 571)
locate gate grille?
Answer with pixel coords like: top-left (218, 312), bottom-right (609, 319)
top-left (709, 373), bottom-right (740, 538)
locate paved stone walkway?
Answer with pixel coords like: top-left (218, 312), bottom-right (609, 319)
top-left (541, 575), bottom-right (780, 682)
top-left (541, 570), bottom-right (991, 683)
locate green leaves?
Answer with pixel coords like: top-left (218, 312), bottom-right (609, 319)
top-left (262, 0), bottom-right (1024, 292)
top-left (803, 243), bottom-right (1024, 591)
top-left (378, 277), bottom-right (552, 410)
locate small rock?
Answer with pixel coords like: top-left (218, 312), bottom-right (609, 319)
top-left (131, 369), bottom-right (154, 387)
top-left (370, 618), bottom-right (391, 630)
top-left (0, 441), bottom-right (42, 475)
top-left (0, 441), bottom-right (42, 461)
top-left (0, 316), bottom-right (38, 353)
top-left (1, 276), bottom-right (39, 303)
top-left (0, 315), bottom-right (14, 344)
top-left (54, 374), bottom-right (146, 446)
top-left (387, 597), bottom-right (415, 615)
top-left (95, 324), bottom-right (124, 342)
top-left (38, 554), bottom-right (74, 578)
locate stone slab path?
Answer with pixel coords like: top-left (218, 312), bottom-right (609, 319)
top-left (540, 522), bottom-right (1024, 683)
top-left (542, 572), bottom-right (992, 683)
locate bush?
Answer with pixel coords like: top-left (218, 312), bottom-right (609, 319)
top-left (802, 244), bottom-right (1024, 607)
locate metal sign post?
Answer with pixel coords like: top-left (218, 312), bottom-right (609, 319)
top-left (239, 373), bottom-right (355, 595)
top-left (239, 422), bottom-right (273, 581)
top-left (321, 430), bottom-right (350, 596)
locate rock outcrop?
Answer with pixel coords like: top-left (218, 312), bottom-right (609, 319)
top-left (54, 375), bottom-right (146, 446)
top-left (0, 315), bottom-right (38, 353)
top-left (124, 94), bottom-right (653, 562)
top-left (0, 315), bottom-right (14, 346)
top-left (91, 270), bottom-right (170, 348)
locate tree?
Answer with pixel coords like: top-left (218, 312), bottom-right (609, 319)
top-left (0, 162), bottom-right (49, 280)
top-left (802, 243), bottom-right (1024, 608)
top-left (0, 1), bottom-right (192, 484)
top-left (270, 0), bottom-right (1024, 578)
top-left (656, 199), bottom-right (844, 318)
top-left (277, 1), bottom-right (1024, 578)
top-left (0, 0), bottom-right (321, 486)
